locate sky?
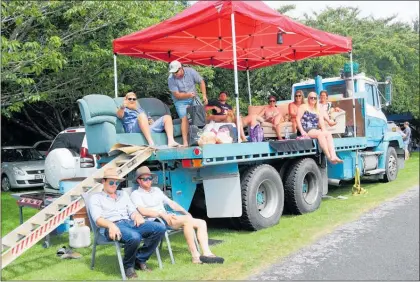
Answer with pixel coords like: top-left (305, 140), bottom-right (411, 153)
top-left (189, 1), bottom-right (419, 24)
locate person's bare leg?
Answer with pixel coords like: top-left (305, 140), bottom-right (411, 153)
top-left (308, 130), bottom-right (332, 161)
top-left (325, 131), bottom-right (342, 162)
top-left (137, 113), bottom-right (154, 146)
top-left (181, 116), bottom-right (189, 146)
top-left (190, 218), bottom-right (214, 256)
top-left (168, 216), bottom-right (201, 262)
top-left (207, 115), bottom-right (228, 122)
top-left (162, 115), bottom-right (179, 147)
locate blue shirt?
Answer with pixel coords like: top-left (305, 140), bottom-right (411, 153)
top-left (89, 190), bottom-right (137, 223)
top-left (121, 107), bottom-right (145, 133)
top-left (167, 67), bottom-right (203, 104)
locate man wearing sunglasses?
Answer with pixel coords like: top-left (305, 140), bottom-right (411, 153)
top-left (168, 60), bottom-right (208, 146)
top-left (117, 92), bottom-right (180, 148)
top-left (130, 166), bottom-right (224, 265)
top-left (89, 167), bottom-right (166, 278)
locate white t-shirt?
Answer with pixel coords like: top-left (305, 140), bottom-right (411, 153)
top-left (130, 186), bottom-right (171, 221)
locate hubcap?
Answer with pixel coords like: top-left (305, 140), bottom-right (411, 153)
top-left (256, 179), bottom-right (279, 218)
top-left (302, 172), bottom-right (319, 205)
top-left (2, 177), bottom-right (10, 191)
top-left (388, 155), bottom-right (397, 178)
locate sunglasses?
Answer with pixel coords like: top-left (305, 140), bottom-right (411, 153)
top-left (108, 180), bottom-right (120, 186)
top-left (309, 96), bottom-right (317, 100)
top-left (174, 68), bottom-right (182, 75)
top-left (269, 100), bottom-right (276, 103)
top-left (295, 95), bottom-right (302, 97)
top-left (139, 176), bottom-right (153, 182)
top-left (127, 98), bottom-right (137, 101)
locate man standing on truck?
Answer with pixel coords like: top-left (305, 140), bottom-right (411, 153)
top-left (117, 92), bottom-right (180, 148)
top-left (168, 60), bottom-right (208, 146)
top-left (401, 121), bottom-right (412, 160)
top-left (89, 168), bottom-right (166, 278)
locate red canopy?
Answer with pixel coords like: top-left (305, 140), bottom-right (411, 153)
top-left (113, 1), bottom-right (352, 70)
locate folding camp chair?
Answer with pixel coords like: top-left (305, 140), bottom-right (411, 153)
top-left (82, 193), bottom-right (164, 281)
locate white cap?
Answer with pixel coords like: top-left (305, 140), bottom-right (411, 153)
top-left (168, 60), bottom-right (182, 73)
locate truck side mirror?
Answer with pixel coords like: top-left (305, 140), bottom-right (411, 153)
top-left (384, 76), bottom-right (392, 105)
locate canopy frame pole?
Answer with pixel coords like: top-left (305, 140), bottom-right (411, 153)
top-left (349, 51), bottom-right (356, 137)
top-left (113, 54), bottom-right (118, 98)
top-left (231, 12), bottom-right (241, 143)
top-left (247, 69), bottom-right (252, 105)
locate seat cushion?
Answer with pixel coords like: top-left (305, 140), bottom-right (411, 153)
top-left (116, 133), bottom-right (182, 147)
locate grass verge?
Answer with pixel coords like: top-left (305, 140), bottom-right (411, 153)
top-left (1, 153), bottom-right (418, 280)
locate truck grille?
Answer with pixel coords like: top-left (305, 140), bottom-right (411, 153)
top-left (26, 170), bottom-right (45, 175)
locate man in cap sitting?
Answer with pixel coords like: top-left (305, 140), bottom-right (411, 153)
top-left (89, 167), bottom-right (166, 279)
top-left (130, 166), bottom-right (224, 265)
top-left (167, 60), bottom-right (208, 146)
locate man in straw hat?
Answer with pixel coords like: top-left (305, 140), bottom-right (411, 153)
top-left (130, 166), bottom-right (224, 265)
top-left (89, 168), bottom-right (166, 279)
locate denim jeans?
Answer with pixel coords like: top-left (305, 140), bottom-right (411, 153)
top-left (105, 219), bottom-right (166, 269)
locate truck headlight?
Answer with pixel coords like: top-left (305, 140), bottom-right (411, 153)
top-left (13, 167), bottom-right (25, 176)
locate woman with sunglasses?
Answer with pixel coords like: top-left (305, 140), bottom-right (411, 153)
top-left (258, 96), bottom-right (284, 140)
top-left (296, 92), bottom-right (343, 164)
top-left (288, 90), bottom-right (304, 133)
top-left (117, 92), bottom-right (180, 148)
top-left (319, 90), bottom-right (341, 127)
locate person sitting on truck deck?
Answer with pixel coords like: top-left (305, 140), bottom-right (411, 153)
top-left (130, 166), bottom-right (225, 265)
top-left (288, 90), bottom-right (305, 134)
top-left (205, 91), bottom-right (249, 142)
top-left (89, 168), bottom-right (166, 279)
top-left (167, 60), bottom-right (208, 146)
top-left (319, 90), bottom-right (343, 127)
top-left (257, 96), bottom-right (284, 140)
top-left (116, 92), bottom-right (180, 148)
top-left (296, 92), bottom-right (343, 164)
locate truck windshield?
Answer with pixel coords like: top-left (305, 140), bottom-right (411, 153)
top-left (1, 148), bottom-right (44, 162)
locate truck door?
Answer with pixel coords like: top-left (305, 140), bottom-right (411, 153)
top-left (364, 82), bottom-right (387, 143)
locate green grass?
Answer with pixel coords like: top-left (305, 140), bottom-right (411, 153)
top-left (1, 153), bottom-right (419, 280)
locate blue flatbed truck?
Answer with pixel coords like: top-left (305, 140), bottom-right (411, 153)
top-left (84, 69), bottom-right (404, 231)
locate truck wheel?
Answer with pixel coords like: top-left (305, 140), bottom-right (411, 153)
top-left (284, 158), bottom-right (322, 215)
top-left (383, 147), bottom-right (398, 182)
top-left (278, 159), bottom-right (295, 180)
top-left (240, 164), bottom-right (284, 231)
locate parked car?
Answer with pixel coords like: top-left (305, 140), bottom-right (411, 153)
top-left (44, 127), bottom-right (98, 192)
top-left (1, 146), bottom-right (45, 191)
top-left (33, 140), bottom-right (52, 156)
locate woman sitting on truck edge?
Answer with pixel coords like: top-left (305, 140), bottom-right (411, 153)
top-left (288, 90), bottom-right (304, 134)
top-left (296, 92), bottom-right (343, 164)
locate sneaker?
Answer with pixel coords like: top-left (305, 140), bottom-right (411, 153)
top-left (124, 267), bottom-right (138, 279)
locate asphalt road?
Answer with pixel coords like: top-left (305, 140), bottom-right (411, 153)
top-left (250, 186), bottom-right (419, 281)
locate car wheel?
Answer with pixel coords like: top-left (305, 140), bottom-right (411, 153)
top-left (1, 175), bottom-right (11, 192)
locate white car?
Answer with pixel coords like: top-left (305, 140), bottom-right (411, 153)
top-left (44, 127), bottom-right (98, 192)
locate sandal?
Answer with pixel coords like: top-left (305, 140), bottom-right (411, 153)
top-left (199, 255), bottom-right (224, 264)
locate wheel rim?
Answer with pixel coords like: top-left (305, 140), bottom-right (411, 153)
top-left (302, 172), bottom-right (319, 205)
top-left (256, 179), bottom-right (279, 218)
top-left (388, 154), bottom-right (397, 178)
top-left (2, 177), bottom-right (10, 191)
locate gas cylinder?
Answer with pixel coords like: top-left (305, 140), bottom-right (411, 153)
top-left (69, 218), bottom-right (91, 248)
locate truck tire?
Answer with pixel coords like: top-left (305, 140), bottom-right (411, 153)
top-left (239, 164), bottom-right (284, 231)
top-left (278, 159), bottom-right (295, 180)
top-left (284, 158), bottom-right (322, 215)
top-left (383, 146), bottom-right (398, 182)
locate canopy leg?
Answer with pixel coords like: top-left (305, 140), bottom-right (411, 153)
top-left (114, 54), bottom-right (118, 98)
top-left (231, 13), bottom-right (241, 143)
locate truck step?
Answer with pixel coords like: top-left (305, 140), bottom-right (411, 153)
top-left (364, 169), bottom-right (386, 175)
top-left (360, 151), bottom-right (384, 156)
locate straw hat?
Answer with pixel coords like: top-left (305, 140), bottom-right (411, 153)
top-left (135, 166), bottom-right (156, 179)
top-left (94, 167), bottom-right (125, 182)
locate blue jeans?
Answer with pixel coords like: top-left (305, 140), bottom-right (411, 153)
top-left (105, 219), bottom-right (166, 269)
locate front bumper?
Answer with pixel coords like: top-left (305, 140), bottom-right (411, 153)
top-left (10, 174), bottom-right (45, 189)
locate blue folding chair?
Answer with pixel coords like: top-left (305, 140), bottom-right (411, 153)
top-left (82, 193), bottom-right (163, 280)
